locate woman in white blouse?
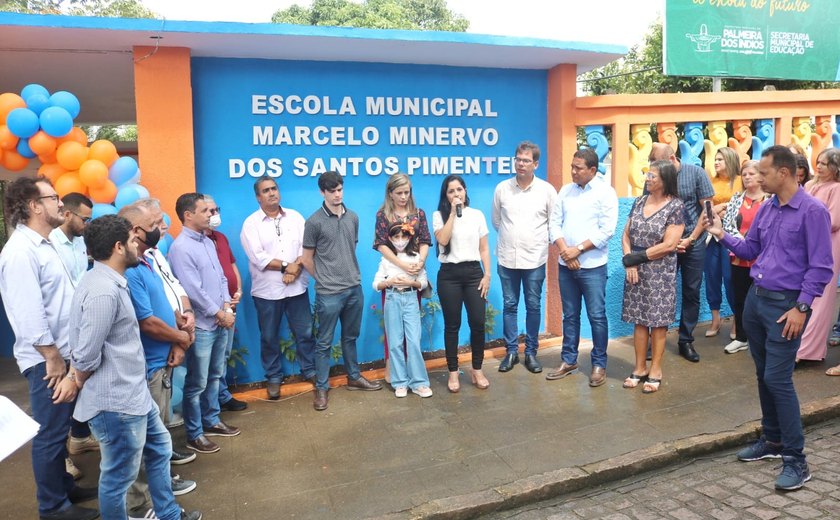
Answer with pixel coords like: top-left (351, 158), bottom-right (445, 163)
top-left (433, 175), bottom-right (492, 393)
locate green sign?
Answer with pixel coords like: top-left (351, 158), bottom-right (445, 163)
top-left (664, 0), bottom-right (840, 81)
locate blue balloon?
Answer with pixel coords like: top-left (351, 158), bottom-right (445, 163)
top-left (170, 366), bottom-right (187, 413)
top-left (20, 83), bottom-right (49, 102)
top-left (49, 91), bottom-right (81, 119)
top-left (114, 183), bottom-right (151, 209)
top-left (16, 138), bottom-right (36, 158)
top-left (25, 93), bottom-right (51, 115)
top-left (39, 106), bottom-right (73, 138)
top-left (6, 107), bottom-right (40, 138)
top-left (157, 234), bottom-right (173, 256)
top-left (91, 203), bottom-right (118, 220)
top-left (109, 156), bottom-right (139, 187)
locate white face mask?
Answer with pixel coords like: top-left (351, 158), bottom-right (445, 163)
top-left (209, 214), bottom-right (222, 229)
top-left (391, 238), bottom-right (409, 252)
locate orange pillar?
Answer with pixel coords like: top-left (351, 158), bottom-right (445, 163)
top-left (545, 63), bottom-right (577, 337)
top-left (133, 46), bottom-right (196, 236)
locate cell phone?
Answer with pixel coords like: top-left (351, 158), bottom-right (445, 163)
top-left (704, 200), bottom-right (714, 222)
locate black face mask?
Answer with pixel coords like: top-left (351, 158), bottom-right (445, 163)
top-left (139, 226), bottom-right (161, 248)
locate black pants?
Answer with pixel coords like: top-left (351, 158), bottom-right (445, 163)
top-left (731, 264), bottom-right (753, 342)
top-left (438, 261), bottom-right (485, 371)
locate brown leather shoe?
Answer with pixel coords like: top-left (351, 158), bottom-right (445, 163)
top-left (313, 389), bottom-right (328, 411)
top-left (186, 435), bottom-right (219, 454)
top-left (589, 367), bottom-right (606, 387)
top-left (204, 421), bottom-right (240, 437)
top-left (545, 362), bottom-right (579, 381)
top-left (346, 376), bottom-right (382, 391)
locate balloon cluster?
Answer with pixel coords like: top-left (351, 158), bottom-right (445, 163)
top-left (0, 84), bottom-right (152, 218)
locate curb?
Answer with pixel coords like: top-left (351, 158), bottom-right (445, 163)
top-left (370, 395), bottom-right (840, 520)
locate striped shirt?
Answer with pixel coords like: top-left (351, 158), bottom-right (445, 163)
top-left (70, 262), bottom-right (154, 422)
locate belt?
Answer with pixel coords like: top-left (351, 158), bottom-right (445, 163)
top-left (754, 286), bottom-right (798, 301)
top-left (387, 286), bottom-right (415, 293)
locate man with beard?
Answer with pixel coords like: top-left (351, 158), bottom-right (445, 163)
top-left (70, 214), bottom-right (201, 520)
top-left (0, 177), bottom-right (98, 520)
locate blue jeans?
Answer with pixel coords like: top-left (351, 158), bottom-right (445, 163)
top-left (314, 285), bottom-right (363, 390)
top-left (743, 286), bottom-right (808, 462)
top-left (384, 289), bottom-right (429, 389)
top-left (677, 239), bottom-right (706, 344)
top-left (558, 264), bottom-right (609, 368)
top-left (218, 323), bottom-right (235, 405)
top-left (89, 408), bottom-right (180, 520)
top-left (23, 361), bottom-right (75, 514)
top-left (254, 291), bottom-right (316, 384)
top-left (184, 327), bottom-right (229, 440)
top-left (704, 239), bottom-right (734, 311)
top-left (498, 264), bottom-right (546, 355)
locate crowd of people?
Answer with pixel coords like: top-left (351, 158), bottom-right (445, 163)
top-left (2, 141), bottom-right (839, 518)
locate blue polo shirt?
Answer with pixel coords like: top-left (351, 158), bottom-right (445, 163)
top-left (126, 257), bottom-right (177, 378)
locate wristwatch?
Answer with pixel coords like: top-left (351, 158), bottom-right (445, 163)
top-left (577, 244), bottom-right (585, 253)
top-left (795, 302), bottom-right (811, 313)
top-left (281, 261), bottom-right (289, 273)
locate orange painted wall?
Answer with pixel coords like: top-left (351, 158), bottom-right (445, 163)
top-left (133, 46), bottom-right (196, 235)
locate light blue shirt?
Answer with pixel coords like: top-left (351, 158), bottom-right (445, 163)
top-left (49, 227), bottom-right (88, 286)
top-left (0, 224), bottom-right (75, 373)
top-left (549, 176), bottom-right (619, 269)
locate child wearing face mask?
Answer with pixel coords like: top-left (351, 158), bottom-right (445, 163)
top-left (373, 223), bottom-right (432, 398)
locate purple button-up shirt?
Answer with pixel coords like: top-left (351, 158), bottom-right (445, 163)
top-left (168, 226), bottom-right (230, 331)
top-left (720, 187), bottom-right (833, 306)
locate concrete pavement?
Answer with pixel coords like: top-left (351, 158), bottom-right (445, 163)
top-left (2, 320), bottom-right (840, 519)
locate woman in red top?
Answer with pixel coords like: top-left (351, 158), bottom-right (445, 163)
top-left (720, 160), bottom-right (767, 354)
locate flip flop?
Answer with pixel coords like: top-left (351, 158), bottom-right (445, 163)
top-left (826, 365), bottom-right (840, 376)
top-left (642, 377), bottom-right (661, 394)
top-left (623, 373), bottom-right (648, 389)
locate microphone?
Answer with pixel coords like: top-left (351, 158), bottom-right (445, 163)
top-left (456, 202), bottom-right (462, 218)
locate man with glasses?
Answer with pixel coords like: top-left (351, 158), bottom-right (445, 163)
top-left (168, 193), bottom-right (240, 455)
top-left (48, 192), bottom-right (98, 481)
top-left (240, 176), bottom-right (316, 400)
top-left (546, 148), bottom-right (618, 386)
top-left (202, 195), bottom-right (247, 412)
top-left (492, 141), bottom-right (557, 374)
top-left (0, 177), bottom-right (98, 520)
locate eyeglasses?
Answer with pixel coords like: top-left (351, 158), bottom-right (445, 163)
top-left (36, 194), bottom-right (60, 203)
top-left (209, 207), bottom-right (221, 215)
top-left (514, 157), bottom-right (534, 165)
top-left (71, 211), bottom-right (92, 224)
top-left (274, 217), bottom-right (283, 237)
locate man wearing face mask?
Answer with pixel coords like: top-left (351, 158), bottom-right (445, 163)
top-left (118, 203), bottom-right (198, 515)
top-left (203, 195), bottom-right (247, 412)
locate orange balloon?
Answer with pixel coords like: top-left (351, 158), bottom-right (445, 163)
top-left (39, 162), bottom-right (68, 184)
top-left (79, 159), bottom-right (109, 188)
top-left (54, 172), bottom-right (86, 198)
top-left (0, 93), bottom-right (26, 125)
top-left (0, 125), bottom-right (19, 151)
top-left (57, 126), bottom-right (88, 146)
top-left (38, 151), bottom-right (58, 164)
top-left (56, 141), bottom-right (89, 171)
top-left (28, 131), bottom-right (58, 156)
top-left (88, 140), bottom-right (119, 167)
top-left (89, 179), bottom-right (118, 204)
top-left (1, 149), bottom-right (29, 171)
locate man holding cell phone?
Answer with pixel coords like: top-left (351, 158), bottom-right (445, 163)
top-left (649, 143), bottom-right (715, 362)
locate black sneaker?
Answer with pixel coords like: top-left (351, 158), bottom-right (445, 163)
top-left (171, 476), bottom-right (196, 496)
top-left (181, 511), bottom-right (202, 520)
top-left (170, 450), bottom-right (196, 465)
top-left (220, 397), bottom-right (247, 412)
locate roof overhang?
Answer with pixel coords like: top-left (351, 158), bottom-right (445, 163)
top-left (0, 13), bottom-right (626, 126)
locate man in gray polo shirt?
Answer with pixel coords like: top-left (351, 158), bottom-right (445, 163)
top-left (302, 171), bottom-right (382, 411)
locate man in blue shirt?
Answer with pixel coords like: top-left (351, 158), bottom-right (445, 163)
top-left (168, 193), bottom-right (240, 454)
top-left (546, 148), bottom-right (618, 386)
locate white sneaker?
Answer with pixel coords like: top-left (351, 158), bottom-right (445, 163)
top-left (68, 435), bottom-right (99, 455)
top-left (724, 339), bottom-right (749, 354)
top-left (412, 386), bottom-right (433, 398)
top-left (65, 457), bottom-right (82, 480)
top-left (394, 387), bottom-right (408, 398)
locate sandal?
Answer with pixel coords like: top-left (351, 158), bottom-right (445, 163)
top-left (642, 377), bottom-right (661, 394)
top-left (829, 336), bottom-right (840, 347)
top-left (826, 365), bottom-right (840, 376)
top-left (623, 373), bottom-right (648, 389)
top-left (447, 372), bottom-right (460, 393)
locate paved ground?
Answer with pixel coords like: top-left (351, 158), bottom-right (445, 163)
top-left (483, 418), bottom-right (840, 520)
top-left (2, 317), bottom-right (840, 519)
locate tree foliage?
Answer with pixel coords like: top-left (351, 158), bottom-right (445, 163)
top-left (271, 0), bottom-right (469, 32)
top-left (580, 19), bottom-right (838, 95)
top-left (0, 0), bottom-right (158, 18)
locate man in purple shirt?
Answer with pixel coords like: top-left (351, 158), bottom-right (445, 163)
top-left (707, 145), bottom-right (833, 491)
top-left (168, 193), bottom-right (240, 455)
